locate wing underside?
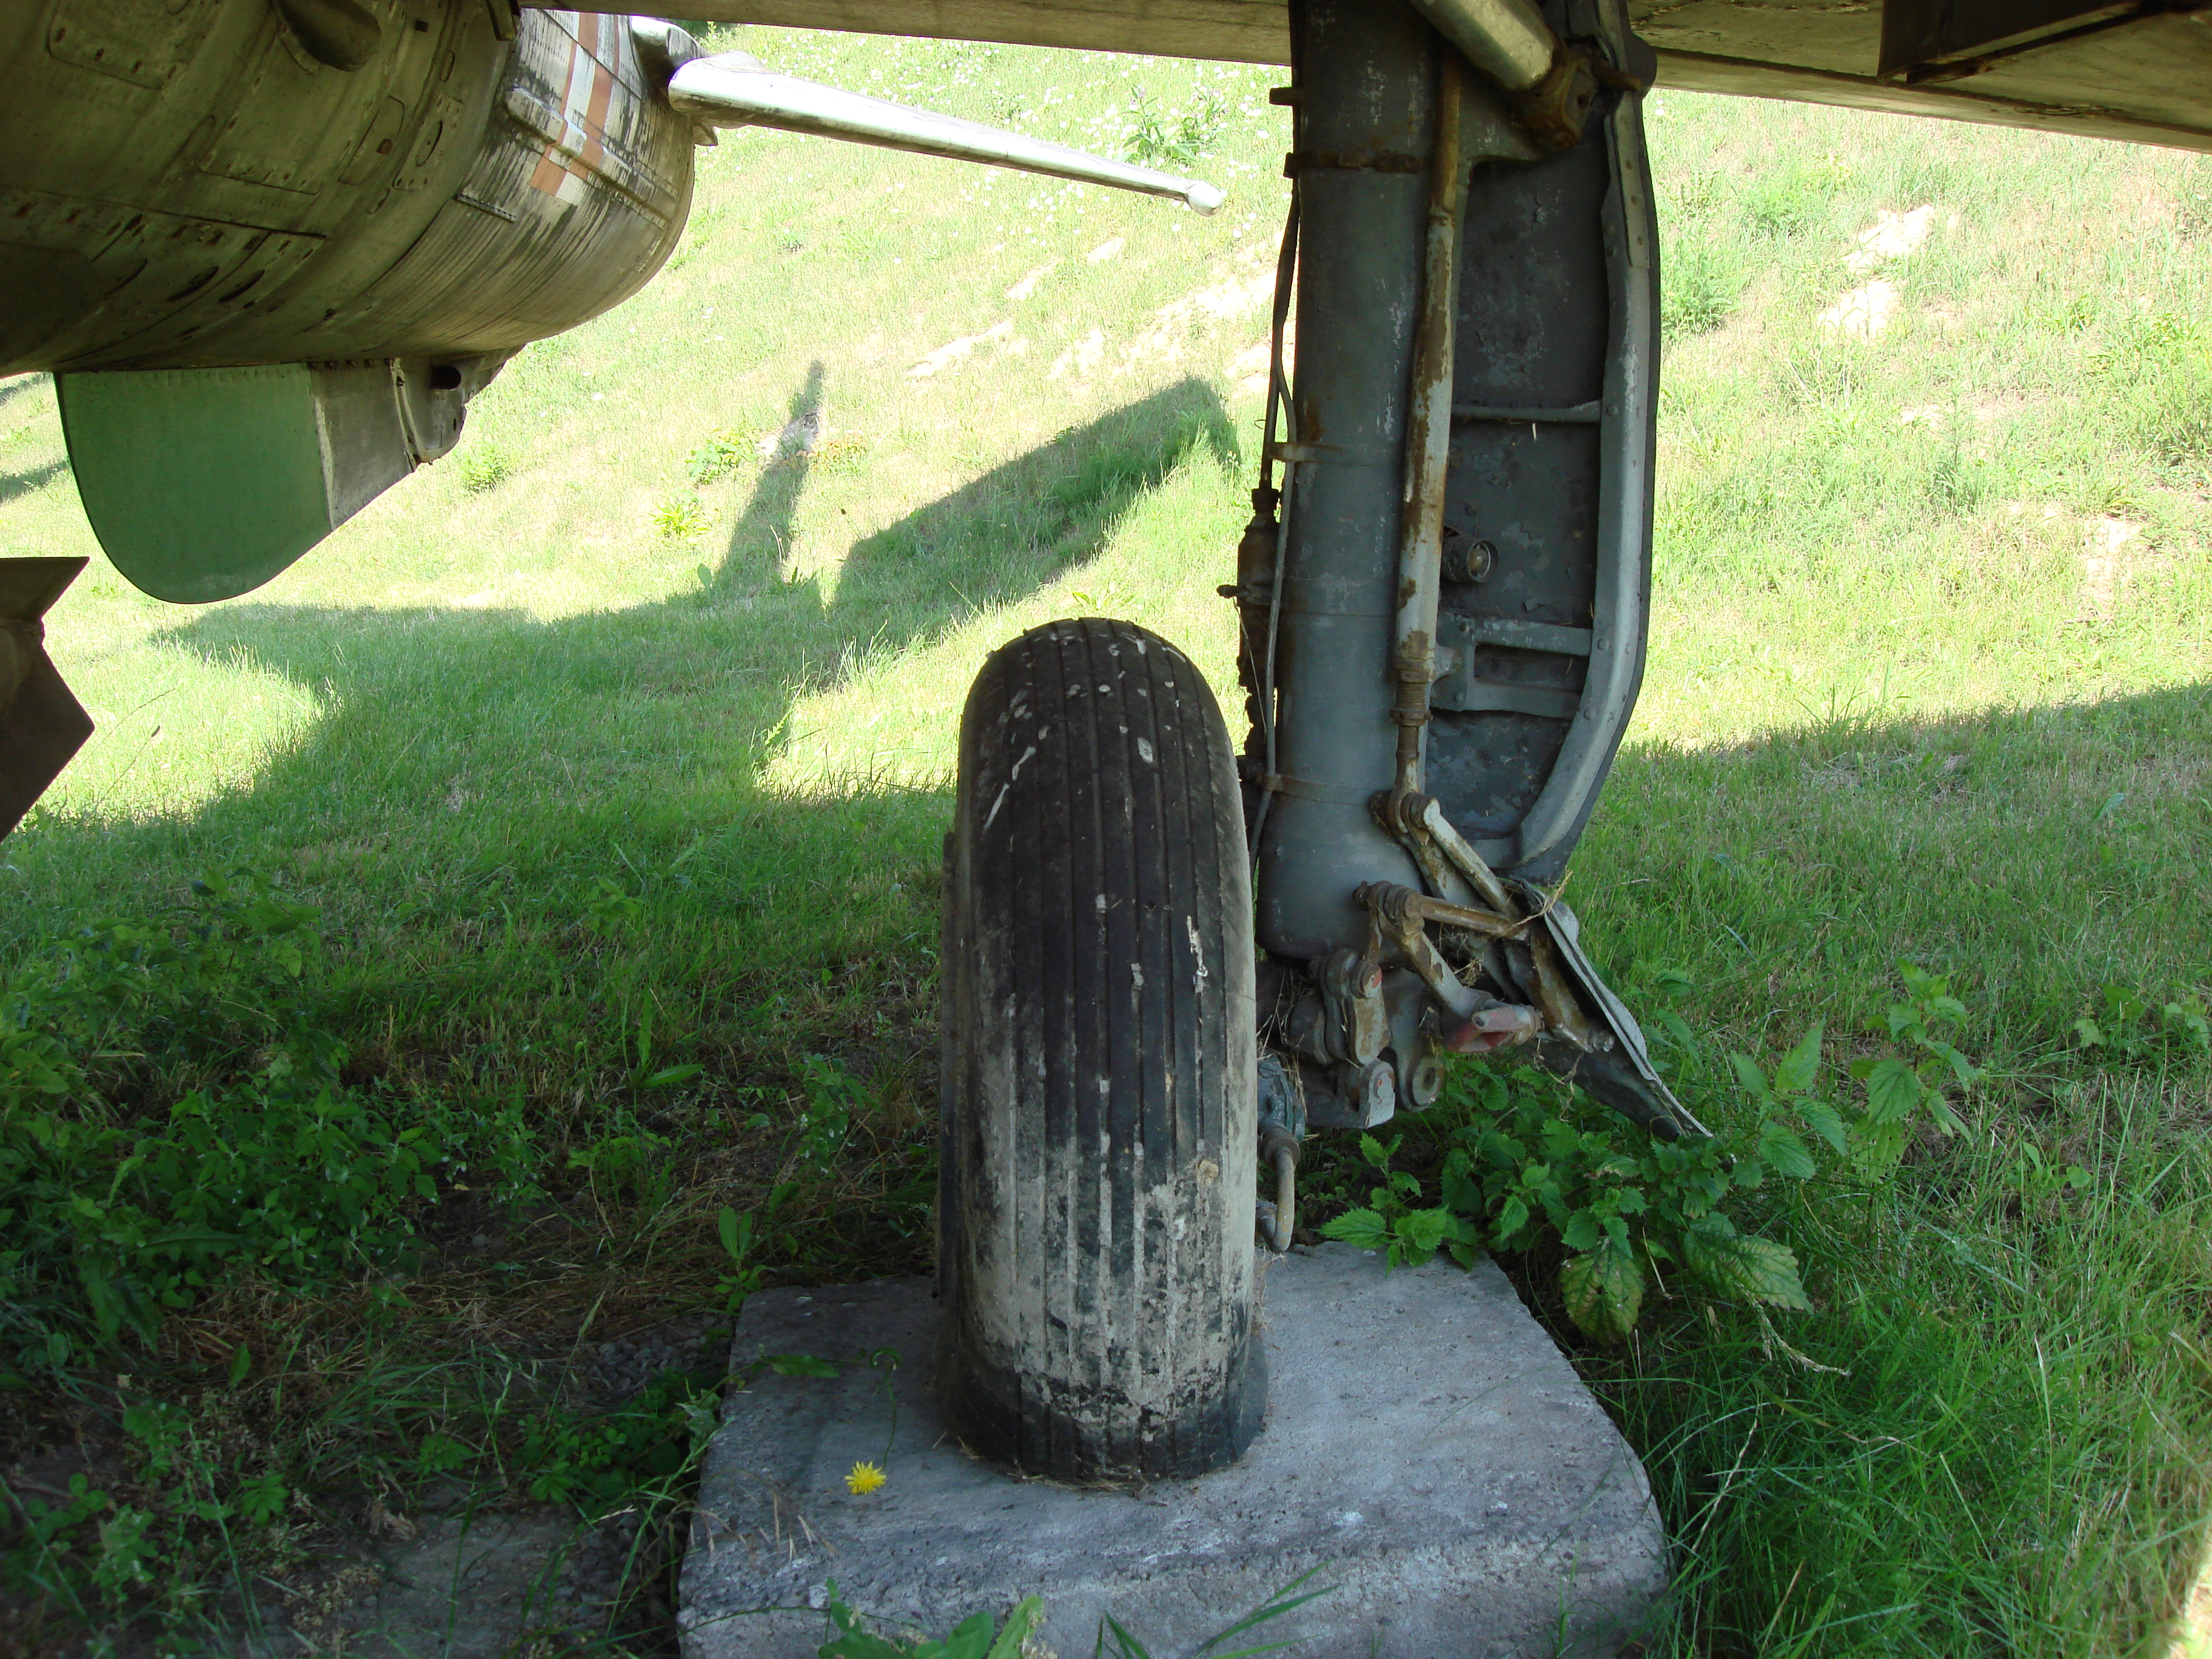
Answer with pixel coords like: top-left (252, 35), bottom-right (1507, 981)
top-left (632, 1), bottom-right (2212, 154)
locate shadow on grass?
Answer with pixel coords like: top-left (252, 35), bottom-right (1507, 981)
top-left (5, 371), bottom-right (1242, 979)
top-left (0, 372), bottom-right (47, 415)
top-left (0, 459), bottom-right (63, 508)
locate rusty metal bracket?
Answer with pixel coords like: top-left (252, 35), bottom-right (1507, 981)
top-left (1504, 52), bottom-right (1600, 151)
top-left (1282, 149), bottom-right (1428, 176)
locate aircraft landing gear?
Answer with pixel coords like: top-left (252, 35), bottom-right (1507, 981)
top-left (939, 0), bottom-right (1695, 1478)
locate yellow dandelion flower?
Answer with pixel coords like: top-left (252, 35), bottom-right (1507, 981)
top-left (845, 1461), bottom-right (887, 1495)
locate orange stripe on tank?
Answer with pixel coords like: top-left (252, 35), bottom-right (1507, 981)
top-left (579, 61), bottom-right (614, 171)
top-left (529, 31), bottom-right (582, 197)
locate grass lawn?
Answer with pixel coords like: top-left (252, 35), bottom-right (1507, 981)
top-left (1, 27), bottom-right (2209, 1657)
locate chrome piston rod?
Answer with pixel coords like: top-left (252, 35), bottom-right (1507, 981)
top-left (669, 53), bottom-right (1225, 214)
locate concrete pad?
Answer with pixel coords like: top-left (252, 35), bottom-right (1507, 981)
top-left (679, 1244), bottom-right (1667, 1658)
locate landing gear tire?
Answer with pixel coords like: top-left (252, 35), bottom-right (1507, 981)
top-left (936, 617), bottom-right (1265, 1483)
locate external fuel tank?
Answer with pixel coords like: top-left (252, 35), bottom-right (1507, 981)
top-left (3, 2), bottom-right (694, 377)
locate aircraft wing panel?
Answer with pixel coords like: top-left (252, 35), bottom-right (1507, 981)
top-left (1634, 1), bottom-right (2212, 155)
top-left (605, 0), bottom-right (2212, 153)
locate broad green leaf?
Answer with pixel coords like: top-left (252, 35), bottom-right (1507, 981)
top-left (1495, 1195), bottom-right (1530, 1241)
top-left (1757, 1121), bottom-right (1817, 1179)
top-left (1654, 1010), bottom-right (1700, 1054)
top-left (1395, 1207), bottom-right (1450, 1262)
top-left (1318, 1208), bottom-right (1389, 1252)
top-left (1773, 1024), bottom-right (1824, 1097)
top-left (1928, 1039), bottom-right (1983, 1088)
top-left (1728, 1053), bottom-right (1772, 1103)
top-left (935, 1610), bottom-right (998, 1659)
top-left (1797, 1098), bottom-right (1848, 1155)
top-left (1561, 1212), bottom-right (1603, 1253)
top-left (1680, 1230), bottom-right (1811, 1311)
top-left (1440, 1153), bottom-right (1484, 1215)
top-left (1862, 1057), bottom-right (1922, 1124)
top-left (1560, 1246), bottom-right (1644, 1344)
top-left (1852, 1121), bottom-right (1909, 1178)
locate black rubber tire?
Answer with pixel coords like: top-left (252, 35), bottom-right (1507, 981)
top-left (936, 617), bottom-right (1264, 1483)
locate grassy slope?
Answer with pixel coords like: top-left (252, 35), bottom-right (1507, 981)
top-left (2, 28), bottom-right (2211, 1656)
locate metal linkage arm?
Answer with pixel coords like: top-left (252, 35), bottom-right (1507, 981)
top-left (1373, 794), bottom-right (1714, 1141)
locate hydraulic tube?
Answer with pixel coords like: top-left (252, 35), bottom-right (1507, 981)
top-left (668, 53), bottom-right (1225, 213)
top-left (1388, 52), bottom-right (1466, 811)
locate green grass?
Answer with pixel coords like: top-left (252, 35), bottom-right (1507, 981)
top-left (2, 30), bottom-right (2210, 1657)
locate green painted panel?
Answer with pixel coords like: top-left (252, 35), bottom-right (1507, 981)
top-left (56, 365), bottom-right (335, 605)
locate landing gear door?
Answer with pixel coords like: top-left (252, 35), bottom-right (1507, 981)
top-left (1430, 13), bottom-right (1658, 883)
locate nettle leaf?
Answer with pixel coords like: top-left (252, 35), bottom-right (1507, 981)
top-left (1395, 1207), bottom-right (1450, 1262)
top-left (1561, 1212), bottom-right (1603, 1253)
top-left (1319, 1207), bottom-right (1390, 1252)
top-left (1681, 1230), bottom-right (1811, 1312)
top-left (1862, 1057), bottom-right (1922, 1124)
top-left (1441, 1153), bottom-right (1485, 1215)
top-left (1560, 1246), bottom-right (1644, 1344)
top-left (1757, 1121), bottom-right (1817, 1180)
top-left (1852, 1120), bottom-right (1909, 1177)
top-left (1444, 1213), bottom-right (1483, 1253)
top-left (1654, 1009), bottom-right (1700, 1056)
top-left (1728, 1053), bottom-right (1772, 1103)
top-left (1494, 1195), bottom-right (1531, 1242)
top-left (1927, 1039), bottom-right (1983, 1088)
top-left (1797, 1098), bottom-right (1848, 1156)
top-left (1774, 1024), bottom-right (1824, 1097)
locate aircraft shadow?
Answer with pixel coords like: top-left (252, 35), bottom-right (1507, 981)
top-left (14, 374), bottom-right (1241, 905)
